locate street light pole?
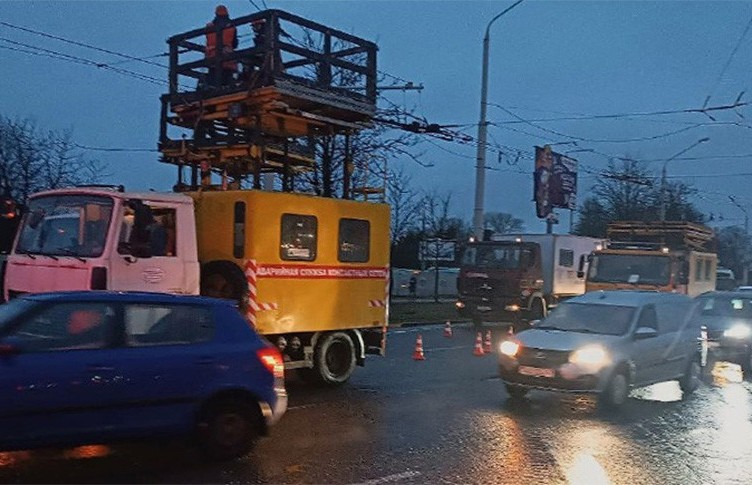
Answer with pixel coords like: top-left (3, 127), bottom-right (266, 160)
top-left (473, 0), bottom-right (526, 240)
top-left (658, 137), bottom-right (710, 221)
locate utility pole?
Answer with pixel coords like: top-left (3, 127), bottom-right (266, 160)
top-left (473, 0), bottom-right (526, 240)
top-left (659, 137), bottom-right (709, 221)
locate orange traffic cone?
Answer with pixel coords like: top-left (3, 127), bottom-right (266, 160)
top-left (473, 332), bottom-right (485, 357)
top-left (484, 330), bottom-right (492, 353)
top-left (443, 321), bottom-right (453, 338)
top-left (412, 334), bottom-right (426, 361)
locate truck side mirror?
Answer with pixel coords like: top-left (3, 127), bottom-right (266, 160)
top-left (576, 254), bottom-right (587, 278)
top-left (677, 260), bottom-right (689, 285)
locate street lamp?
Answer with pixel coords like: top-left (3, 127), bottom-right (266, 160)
top-left (658, 137), bottom-right (710, 221)
top-left (473, 0), bottom-right (526, 240)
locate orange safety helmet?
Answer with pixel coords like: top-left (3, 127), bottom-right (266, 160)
top-left (215, 5), bottom-right (229, 16)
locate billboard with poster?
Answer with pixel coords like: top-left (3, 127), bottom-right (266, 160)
top-left (534, 146), bottom-right (578, 218)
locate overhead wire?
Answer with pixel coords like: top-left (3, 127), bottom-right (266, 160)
top-left (0, 37), bottom-right (167, 86)
top-left (0, 20), bottom-right (167, 69)
top-left (702, 13), bottom-right (752, 108)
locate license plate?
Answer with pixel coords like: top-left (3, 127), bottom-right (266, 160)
top-left (518, 365), bottom-right (555, 378)
top-left (477, 306), bottom-right (492, 312)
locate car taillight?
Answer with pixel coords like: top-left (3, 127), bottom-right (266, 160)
top-left (257, 347), bottom-right (284, 379)
top-left (90, 267), bottom-right (107, 290)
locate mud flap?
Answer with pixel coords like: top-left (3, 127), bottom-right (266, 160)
top-left (363, 328), bottom-right (385, 356)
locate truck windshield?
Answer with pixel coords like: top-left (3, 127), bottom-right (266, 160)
top-left (588, 254), bottom-right (671, 285)
top-left (537, 302), bottom-right (636, 336)
top-left (15, 195), bottom-right (114, 258)
top-left (462, 245), bottom-right (523, 269)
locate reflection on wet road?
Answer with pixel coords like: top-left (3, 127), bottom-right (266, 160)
top-left (2, 324), bottom-right (752, 484)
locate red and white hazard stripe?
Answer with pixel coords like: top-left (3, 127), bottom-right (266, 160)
top-left (244, 259), bottom-right (278, 328)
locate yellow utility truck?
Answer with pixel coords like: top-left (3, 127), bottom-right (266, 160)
top-left (584, 221), bottom-right (717, 297)
top-left (5, 187), bottom-right (390, 385)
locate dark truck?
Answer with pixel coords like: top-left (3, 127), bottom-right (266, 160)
top-left (456, 234), bottom-right (604, 328)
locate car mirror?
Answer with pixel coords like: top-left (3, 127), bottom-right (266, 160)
top-left (576, 271), bottom-right (585, 278)
top-left (634, 327), bottom-right (658, 340)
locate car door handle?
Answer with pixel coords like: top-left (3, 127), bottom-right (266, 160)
top-left (88, 365), bottom-right (115, 372)
top-left (195, 358), bottom-right (215, 365)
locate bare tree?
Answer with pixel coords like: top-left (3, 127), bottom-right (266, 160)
top-left (484, 212), bottom-right (525, 234)
top-left (0, 116), bottom-right (107, 203)
top-left (290, 32), bottom-right (423, 198)
top-left (386, 166), bottom-right (420, 245)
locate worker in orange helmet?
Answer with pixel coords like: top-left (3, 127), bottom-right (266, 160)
top-left (205, 5), bottom-right (238, 87)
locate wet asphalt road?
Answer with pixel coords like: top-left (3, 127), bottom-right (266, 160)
top-left (2, 324), bottom-right (752, 484)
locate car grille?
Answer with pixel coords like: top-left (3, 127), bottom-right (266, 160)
top-left (517, 347), bottom-right (570, 367)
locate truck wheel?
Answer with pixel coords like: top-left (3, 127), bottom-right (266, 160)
top-left (679, 356), bottom-right (701, 395)
top-left (200, 261), bottom-right (248, 304)
top-left (197, 398), bottom-right (261, 461)
top-left (529, 298), bottom-right (545, 321)
top-left (599, 371), bottom-right (629, 409)
top-left (314, 332), bottom-right (357, 386)
top-left (505, 383), bottom-right (528, 401)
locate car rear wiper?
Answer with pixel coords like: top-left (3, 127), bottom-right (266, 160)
top-left (536, 325), bottom-right (568, 332)
top-left (55, 248), bottom-right (86, 263)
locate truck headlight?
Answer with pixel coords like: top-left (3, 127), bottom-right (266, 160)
top-left (724, 325), bottom-right (751, 339)
top-left (569, 345), bottom-right (609, 370)
top-left (499, 340), bottom-right (520, 357)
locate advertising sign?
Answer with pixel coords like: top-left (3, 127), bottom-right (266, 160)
top-left (534, 146), bottom-right (578, 218)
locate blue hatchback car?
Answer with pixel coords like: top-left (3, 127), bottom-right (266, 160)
top-left (0, 291), bottom-right (287, 460)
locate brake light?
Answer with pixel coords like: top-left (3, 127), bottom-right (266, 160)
top-left (90, 267), bottom-right (107, 290)
top-left (257, 347), bottom-right (284, 378)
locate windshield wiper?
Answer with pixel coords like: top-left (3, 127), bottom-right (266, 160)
top-left (17, 250), bottom-right (37, 260)
top-left (55, 248), bottom-right (86, 263)
top-left (567, 328), bottom-right (599, 334)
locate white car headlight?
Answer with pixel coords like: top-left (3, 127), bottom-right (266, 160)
top-left (569, 345), bottom-right (609, 370)
top-left (724, 324), bottom-right (751, 339)
top-left (499, 340), bottom-right (520, 357)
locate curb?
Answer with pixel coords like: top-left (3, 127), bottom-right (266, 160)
top-left (392, 319), bottom-right (471, 328)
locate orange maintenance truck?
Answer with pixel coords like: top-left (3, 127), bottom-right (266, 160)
top-left (585, 221), bottom-right (717, 297)
top-left (5, 187), bottom-right (390, 385)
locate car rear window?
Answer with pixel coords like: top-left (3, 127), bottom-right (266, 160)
top-left (124, 304), bottom-right (215, 346)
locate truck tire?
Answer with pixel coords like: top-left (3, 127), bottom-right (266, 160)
top-left (505, 383), bottom-right (528, 401)
top-left (200, 261), bottom-right (248, 304)
top-left (529, 298), bottom-right (545, 321)
top-left (313, 332), bottom-right (357, 386)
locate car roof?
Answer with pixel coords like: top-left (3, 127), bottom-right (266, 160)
top-left (19, 291), bottom-right (234, 307)
top-left (568, 290), bottom-right (691, 307)
top-left (697, 290), bottom-right (752, 299)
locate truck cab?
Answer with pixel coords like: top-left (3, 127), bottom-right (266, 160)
top-left (457, 234), bottom-right (603, 327)
top-left (4, 188), bottom-right (199, 300)
top-left (584, 222), bottom-right (717, 298)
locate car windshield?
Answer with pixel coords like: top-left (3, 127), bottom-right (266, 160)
top-left (588, 254), bottom-right (671, 285)
top-left (462, 244), bottom-right (530, 270)
top-left (696, 296), bottom-right (752, 318)
top-left (537, 302), bottom-right (636, 336)
top-left (0, 298), bottom-right (37, 334)
top-left (15, 194), bottom-right (114, 258)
